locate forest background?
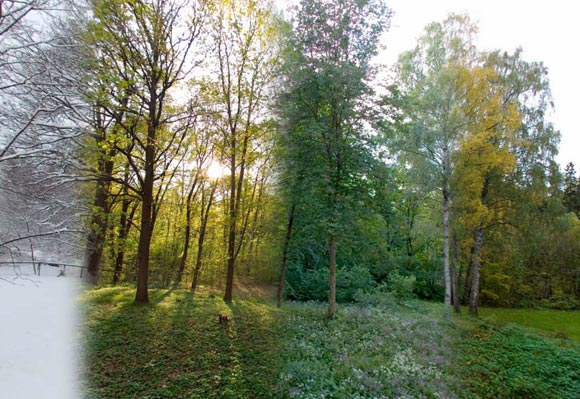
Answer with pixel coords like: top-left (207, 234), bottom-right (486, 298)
top-left (0, 0), bottom-right (579, 319)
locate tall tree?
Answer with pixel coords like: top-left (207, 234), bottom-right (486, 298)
top-left (111, 164), bottom-right (138, 285)
top-left (563, 162), bottom-right (580, 216)
top-left (451, 48), bottom-right (560, 314)
top-left (204, 0), bottom-right (278, 302)
top-left (0, 0), bottom-right (77, 163)
top-left (86, 0), bottom-right (205, 302)
top-left (190, 179), bottom-right (218, 295)
top-left (278, 0), bottom-right (390, 318)
top-left (393, 14), bottom-right (479, 307)
top-left (174, 114), bottom-right (216, 287)
top-left (452, 65), bottom-right (521, 315)
top-left (477, 48), bottom-right (561, 310)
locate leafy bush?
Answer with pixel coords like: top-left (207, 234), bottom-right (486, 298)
top-left (285, 263), bottom-right (376, 302)
top-left (387, 271), bottom-right (416, 299)
top-left (336, 265), bottom-right (376, 302)
top-left (414, 280), bottom-right (445, 301)
top-left (353, 271), bottom-right (419, 307)
top-left (479, 267), bottom-right (512, 306)
top-left (539, 296), bottom-right (580, 311)
top-left (285, 263), bottom-right (329, 302)
top-left (353, 288), bottom-right (398, 309)
top-left (479, 289), bottom-right (501, 305)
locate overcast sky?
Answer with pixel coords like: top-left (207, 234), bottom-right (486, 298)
top-left (380, 0), bottom-right (578, 168)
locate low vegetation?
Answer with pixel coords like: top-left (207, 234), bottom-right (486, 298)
top-left (81, 287), bottom-right (580, 399)
top-left (476, 307), bottom-right (580, 341)
top-left (459, 322), bottom-right (579, 399)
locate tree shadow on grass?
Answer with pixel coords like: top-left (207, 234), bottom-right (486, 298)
top-left (81, 288), bottom-right (182, 398)
top-left (150, 292), bottom-right (285, 398)
top-left (82, 287), bottom-right (285, 399)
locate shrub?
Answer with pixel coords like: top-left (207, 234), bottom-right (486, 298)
top-left (285, 264), bottom-right (329, 302)
top-left (387, 271), bottom-right (416, 299)
top-left (353, 287), bottom-right (398, 308)
top-left (285, 263), bottom-right (376, 302)
top-left (414, 280), bottom-right (445, 301)
top-left (336, 265), bottom-right (376, 302)
top-left (539, 296), bottom-right (580, 311)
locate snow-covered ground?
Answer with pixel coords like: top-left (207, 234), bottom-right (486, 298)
top-left (0, 264), bottom-right (81, 399)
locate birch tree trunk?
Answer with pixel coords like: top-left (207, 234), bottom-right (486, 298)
top-left (452, 232), bottom-right (461, 313)
top-left (442, 172), bottom-right (452, 306)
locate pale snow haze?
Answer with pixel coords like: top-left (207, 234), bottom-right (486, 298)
top-left (0, 266), bottom-right (80, 399)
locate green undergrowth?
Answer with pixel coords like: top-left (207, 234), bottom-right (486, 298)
top-left (458, 320), bottom-right (580, 398)
top-left (276, 301), bottom-right (464, 399)
top-left (81, 287), bottom-right (580, 399)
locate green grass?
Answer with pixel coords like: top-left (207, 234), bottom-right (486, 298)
top-left (81, 287), bottom-right (284, 399)
top-left (458, 321), bottom-right (579, 399)
top-left (81, 288), bottom-right (580, 399)
top-left (475, 306), bottom-right (580, 342)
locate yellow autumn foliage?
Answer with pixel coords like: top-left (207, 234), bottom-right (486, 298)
top-left (452, 64), bottom-right (522, 230)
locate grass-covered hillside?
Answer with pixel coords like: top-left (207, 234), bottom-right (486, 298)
top-left (81, 287), bottom-right (580, 399)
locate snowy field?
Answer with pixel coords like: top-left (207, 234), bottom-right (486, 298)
top-left (0, 264), bottom-right (81, 399)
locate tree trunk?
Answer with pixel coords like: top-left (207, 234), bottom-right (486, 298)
top-left (191, 183), bottom-right (216, 295)
top-left (135, 177), bottom-right (153, 303)
top-left (469, 174), bottom-right (490, 315)
top-left (175, 187), bottom-right (196, 288)
top-left (463, 256), bottom-right (472, 305)
top-left (135, 97), bottom-right (157, 304)
top-left (190, 232), bottom-right (205, 296)
top-left (442, 186), bottom-right (452, 306)
top-left (84, 155), bottom-right (114, 285)
top-left (27, 222), bottom-right (37, 275)
top-left (277, 203), bottom-right (296, 308)
top-left (224, 155), bottom-right (237, 303)
top-left (175, 218), bottom-right (191, 288)
top-left (112, 197), bottom-right (134, 285)
top-left (327, 236), bottom-right (337, 319)
top-left (246, 175), bottom-right (265, 277)
top-left (224, 233), bottom-right (236, 301)
top-left (451, 232), bottom-right (460, 313)
top-left (112, 245), bottom-right (125, 286)
top-left (468, 222), bottom-right (484, 315)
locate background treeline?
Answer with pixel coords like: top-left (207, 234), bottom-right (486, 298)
top-left (1, 0), bottom-right (578, 312)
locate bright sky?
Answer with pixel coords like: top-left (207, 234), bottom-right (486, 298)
top-left (381, 0), bottom-right (579, 168)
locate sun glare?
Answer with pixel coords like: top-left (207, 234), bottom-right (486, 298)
top-left (206, 160), bottom-right (226, 180)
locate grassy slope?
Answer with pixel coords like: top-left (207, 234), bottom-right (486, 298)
top-left (81, 288), bottom-right (580, 399)
top-left (476, 306), bottom-right (580, 341)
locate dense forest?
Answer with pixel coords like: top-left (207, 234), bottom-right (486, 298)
top-left (1, 0), bottom-right (579, 315)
